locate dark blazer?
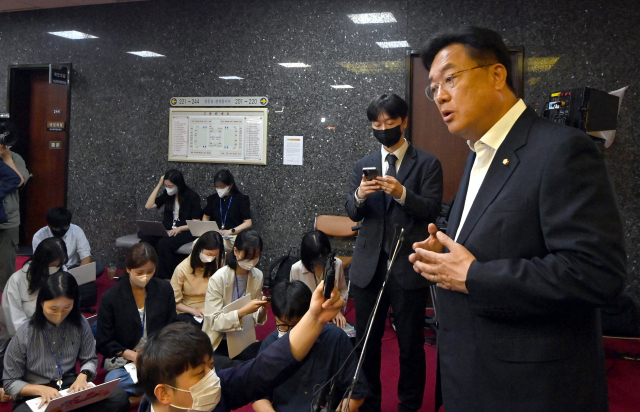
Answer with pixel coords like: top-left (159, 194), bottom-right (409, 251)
top-left (97, 277), bottom-right (176, 358)
top-left (437, 108), bottom-right (627, 412)
top-left (346, 143), bottom-right (443, 290)
top-left (155, 189), bottom-right (202, 230)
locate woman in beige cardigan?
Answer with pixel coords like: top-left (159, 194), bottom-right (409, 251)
top-left (171, 231), bottom-right (225, 328)
top-left (202, 229), bottom-right (268, 369)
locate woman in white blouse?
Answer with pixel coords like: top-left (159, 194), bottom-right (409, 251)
top-left (202, 229), bottom-right (268, 368)
top-left (1, 237), bottom-right (68, 352)
top-left (290, 230), bottom-right (348, 327)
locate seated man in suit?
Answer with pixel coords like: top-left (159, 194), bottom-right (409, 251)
top-left (345, 93), bottom-right (442, 412)
top-left (136, 281), bottom-right (344, 412)
top-left (411, 27), bottom-right (626, 412)
top-left (32, 206), bottom-right (104, 278)
top-left (253, 280), bottom-right (368, 412)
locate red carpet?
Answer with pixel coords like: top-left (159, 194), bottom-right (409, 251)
top-left (2, 259), bottom-right (638, 412)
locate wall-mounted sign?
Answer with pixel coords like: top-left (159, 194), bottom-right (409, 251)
top-left (47, 121), bottom-right (65, 131)
top-left (49, 64), bottom-right (70, 86)
top-left (170, 96), bottom-right (268, 107)
top-left (52, 109), bottom-right (61, 114)
top-left (49, 141), bottom-right (62, 149)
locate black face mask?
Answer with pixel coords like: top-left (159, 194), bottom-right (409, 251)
top-left (372, 125), bottom-right (403, 147)
top-left (51, 227), bottom-right (69, 238)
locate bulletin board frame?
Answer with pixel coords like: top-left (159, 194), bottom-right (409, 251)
top-left (168, 107), bottom-right (268, 165)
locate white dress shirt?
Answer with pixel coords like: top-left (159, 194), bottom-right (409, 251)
top-left (455, 99), bottom-right (527, 241)
top-left (32, 224), bottom-right (92, 267)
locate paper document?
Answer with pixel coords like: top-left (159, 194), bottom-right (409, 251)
top-left (26, 378), bottom-right (120, 412)
top-left (283, 136), bottom-right (303, 165)
top-left (223, 294), bottom-right (256, 358)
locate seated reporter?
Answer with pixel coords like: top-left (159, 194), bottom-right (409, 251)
top-left (143, 169), bottom-right (202, 279)
top-left (96, 243), bottom-right (176, 398)
top-left (2, 272), bottom-right (129, 412)
top-left (290, 230), bottom-right (349, 327)
top-left (253, 280), bottom-right (368, 412)
top-left (1, 237), bottom-right (68, 355)
top-left (202, 169), bottom-right (252, 250)
top-left (202, 229), bottom-right (267, 368)
top-left (171, 231), bottom-right (225, 327)
top-left (137, 281), bottom-right (344, 412)
top-left (32, 206), bottom-right (104, 279)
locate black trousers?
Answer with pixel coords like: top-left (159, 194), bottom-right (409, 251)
top-left (138, 231), bottom-right (194, 279)
top-left (351, 252), bottom-right (429, 412)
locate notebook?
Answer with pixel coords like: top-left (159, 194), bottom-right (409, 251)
top-left (26, 378), bottom-right (120, 412)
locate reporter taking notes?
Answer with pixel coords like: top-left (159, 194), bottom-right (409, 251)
top-left (410, 27), bottom-right (626, 412)
top-left (345, 93), bottom-right (442, 412)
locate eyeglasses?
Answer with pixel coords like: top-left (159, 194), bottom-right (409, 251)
top-left (425, 64), bottom-right (493, 101)
top-left (276, 323), bottom-right (296, 333)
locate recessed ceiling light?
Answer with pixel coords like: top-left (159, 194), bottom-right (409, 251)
top-left (127, 51), bottom-right (165, 57)
top-left (278, 63), bottom-right (310, 68)
top-left (331, 85), bottom-right (354, 89)
top-left (376, 41), bottom-right (410, 49)
top-left (321, 118), bottom-right (326, 122)
top-left (48, 31), bottom-right (98, 39)
top-left (219, 76), bottom-right (244, 80)
top-left (347, 12), bottom-right (396, 24)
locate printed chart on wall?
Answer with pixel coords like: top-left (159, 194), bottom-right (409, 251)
top-left (168, 108), bottom-right (268, 165)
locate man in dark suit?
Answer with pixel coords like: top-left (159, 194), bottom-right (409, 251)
top-left (410, 27), bottom-right (626, 412)
top-left (345, 94), bottom-right (443, 412)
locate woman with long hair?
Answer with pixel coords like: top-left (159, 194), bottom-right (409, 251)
top-left (171, 230), bottom-right (225, 327)
top-left (142, 169), bottom-right (202, 279)
top-left (202, 229), bottom-right (267, 368)
top-left (2, 272), bottom-right (129, 412)
top-left (96, 243), bottom-right (176, 402)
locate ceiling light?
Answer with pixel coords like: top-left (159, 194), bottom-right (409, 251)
top-left (278, 63), bottom-right (310, 68)
top-left (127, 51), bottom-right (165, 57)
top-left (376, 41), bottom-right (410, 49)
top-left (339, 61), bottom-right (403, 74)
top-left (347, 12), bottom-right (396, 24)
top-left (321, 118), bottom-right (326, 122)
top-left (48, 31), bottom-right (97, 39)
top-left (219, 76), bottom-right (244, 80)
top-left (331, 85), bottom-right (354, 89)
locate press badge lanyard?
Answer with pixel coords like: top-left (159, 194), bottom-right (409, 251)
top-left (219, 196), bottom-right (233, 230)
top-left (43, 323), bottom-right (68, 389)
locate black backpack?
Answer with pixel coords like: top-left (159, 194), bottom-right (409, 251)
top-left (267, 247), bottom-right (299, 290)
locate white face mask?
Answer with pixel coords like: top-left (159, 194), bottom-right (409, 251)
top-left (167, 368), bottom-right (222, 412)
top-left (277, 330), bottom-right (287, 339)
top-left (48, 266), bottom-right (61, 275)
top-left (199, 252), bottom-right (215, 264)
top-left (237, 257), bottom-right (259, 271)
top-left (215, 186), bottom-right (230, 198)
top-left (166, 187), bottom-right (178, 196)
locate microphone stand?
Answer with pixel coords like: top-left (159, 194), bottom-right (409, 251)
top-left (323, 229), bottom-right (404, 412)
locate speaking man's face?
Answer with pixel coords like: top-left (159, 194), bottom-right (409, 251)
top-left (428, 44), bottom-right (497, 142)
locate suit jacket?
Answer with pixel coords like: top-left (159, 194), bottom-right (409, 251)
top-left (97, 277), bottom-right (176, 358)
top-left (437, 108), bottom-right (627, 412)
top-left (202, 266), bottom-right (267, 350)
top-left (137, 333), bottom-right (302, 412)
top-left (345, 143), bottom-right (443, 290)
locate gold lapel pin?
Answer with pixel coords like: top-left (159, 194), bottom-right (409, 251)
top-left (502, 159), bottom-right (510, 165)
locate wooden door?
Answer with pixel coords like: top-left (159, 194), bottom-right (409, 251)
top-left (8, 66), bottom-right (70, 247)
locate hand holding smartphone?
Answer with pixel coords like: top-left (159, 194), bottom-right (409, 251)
top-left (323, 252), bottom-right (336, 299)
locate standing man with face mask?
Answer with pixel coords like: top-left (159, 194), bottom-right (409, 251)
top-left (0, 121), bottom-right (29, 292)
top-left (345, 94), bottom-right (443, 412)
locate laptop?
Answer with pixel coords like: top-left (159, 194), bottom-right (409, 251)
top-left (135, 220), bottom-right (169, 237)
top-left (25, 378), bottom-right (120, 412)
top-left (68, 262), bottom-right (96, 286)
top-left (186, 220), bottom-right (220, 237)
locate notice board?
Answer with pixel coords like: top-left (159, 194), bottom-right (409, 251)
top-left (168, 107), bottom-right (268, 165)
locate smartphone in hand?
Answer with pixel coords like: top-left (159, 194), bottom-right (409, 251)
top-left (323, 252), bottom-right (336, 299)
top-left (362, 167), bottom-right (379, 181)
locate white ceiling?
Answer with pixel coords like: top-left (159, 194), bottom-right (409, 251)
top-left (0, 0), bottom-right (145, 13)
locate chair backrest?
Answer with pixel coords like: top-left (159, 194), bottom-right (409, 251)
top-left (314, 215), bottom-right (357, 238)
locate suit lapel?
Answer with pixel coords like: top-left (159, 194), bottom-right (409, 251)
top-left (455, 109), bottom-right (536, 245)
top-left (447, 152), bottom-right (475, 239)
